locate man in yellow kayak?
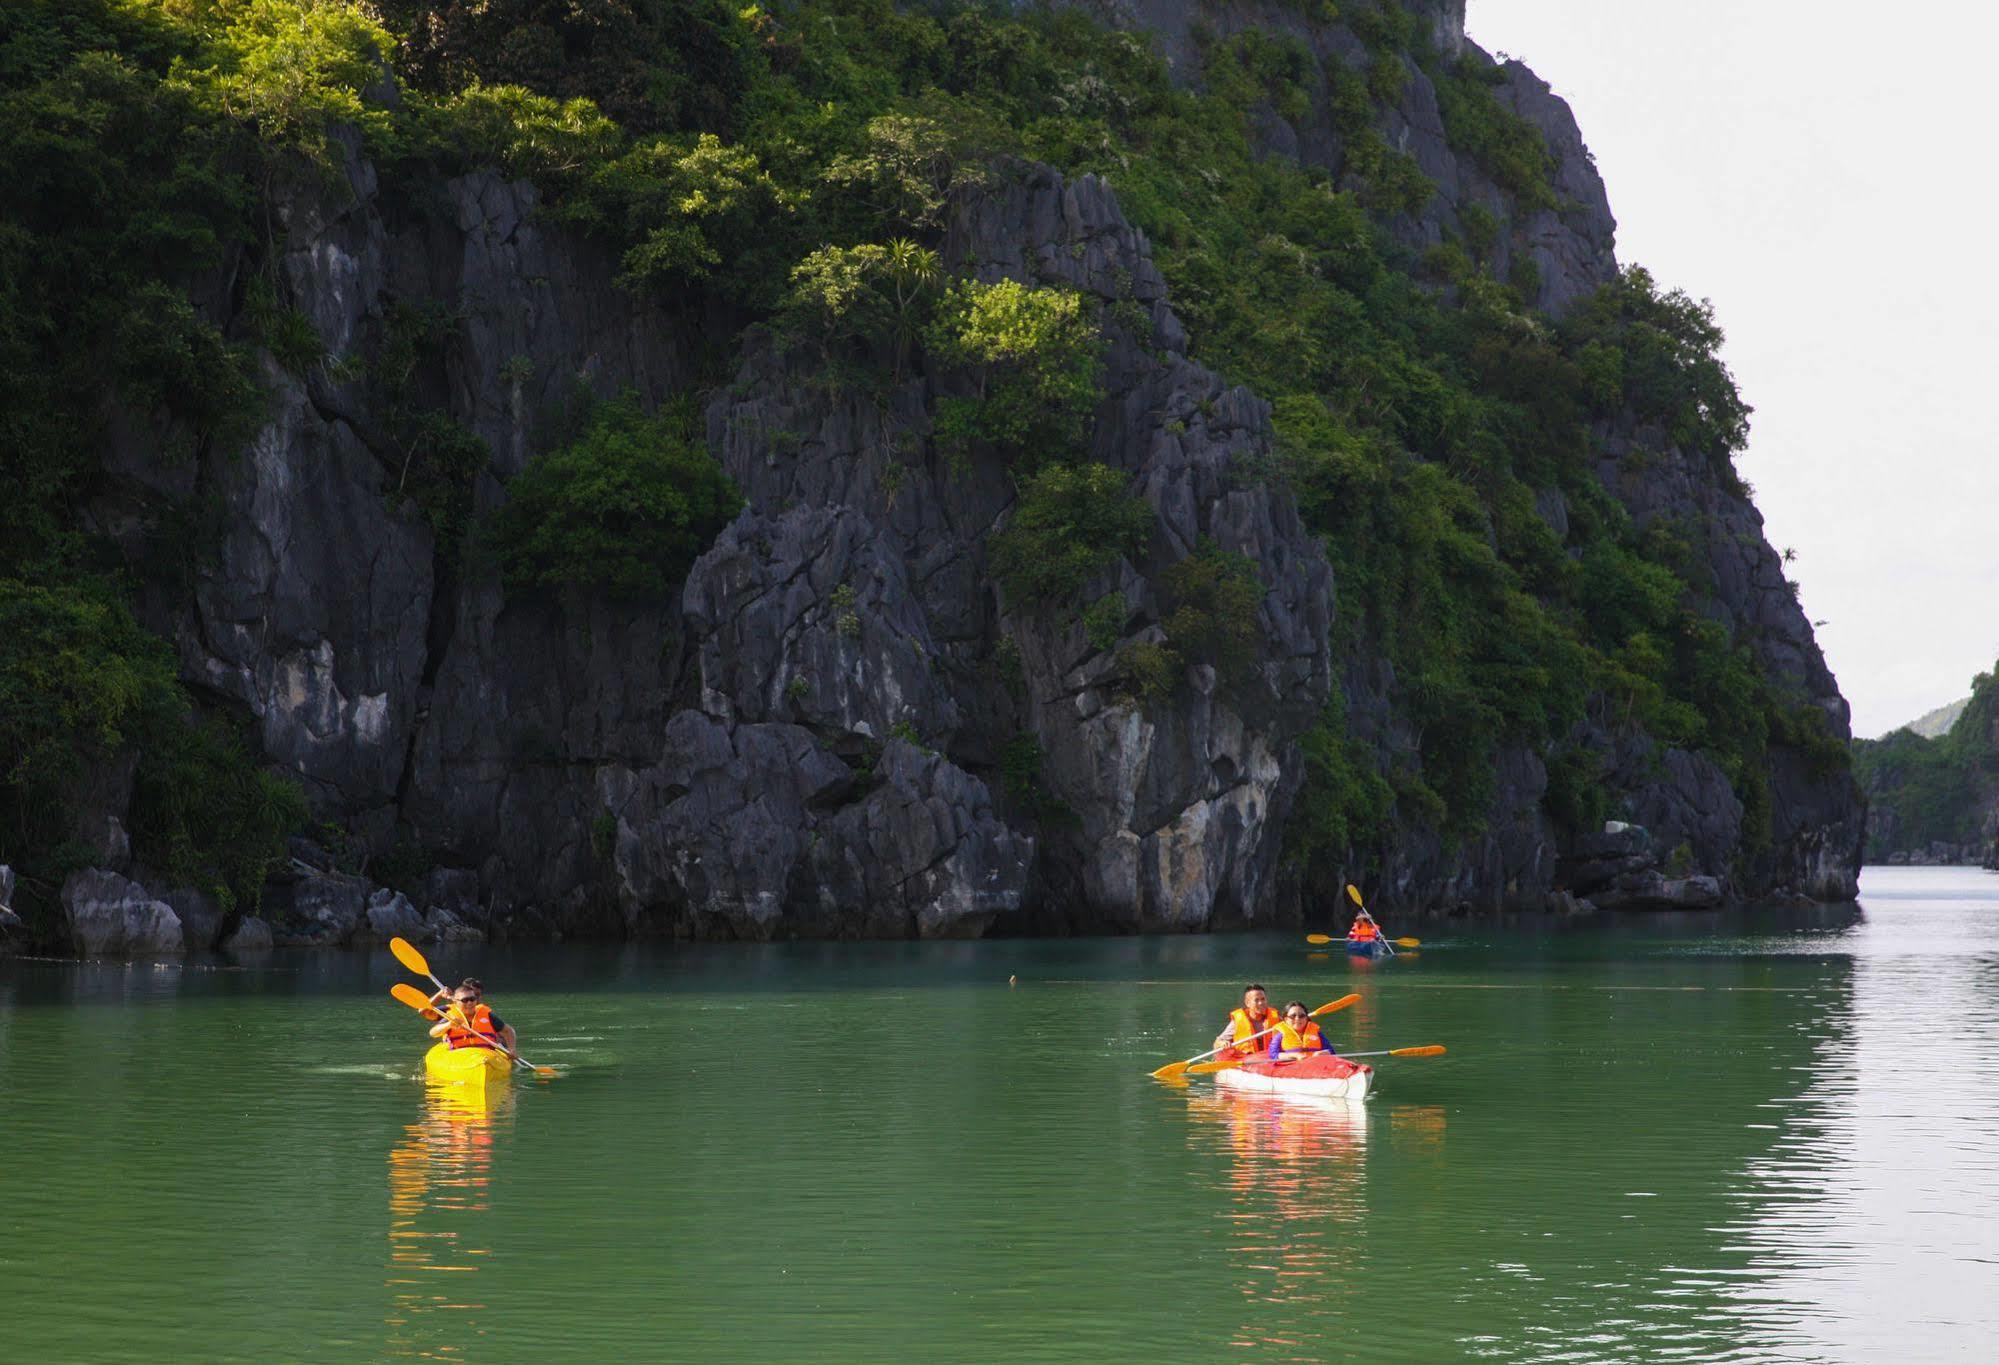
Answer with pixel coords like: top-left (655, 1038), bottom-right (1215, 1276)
top-left (1213, 983), bottom-right (1283, 1058)
top-left (1265, 1000), bottom-right (1338, 1060)
top-left (427, 978), bottom-right (517, 1053)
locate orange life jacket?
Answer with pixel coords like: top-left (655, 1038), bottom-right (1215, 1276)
top-left (446, 1002), bottom-right (498, 1050)
top-left (1349, 919), bottom-right (1378, 940)
top-left (1228, 1006), bottom-right (1282, 1055)
top-left (1274, 1020), bottom-right (1325, 1052)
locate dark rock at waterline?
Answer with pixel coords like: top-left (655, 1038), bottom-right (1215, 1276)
top-left (0, 865), bottom-right (22, 944)
top-left (161, 887), bottom-right (224, 952)
top-left (354, 888), bottom-right (427, 944)
top-left (1589, 873), bottom-right (1723, 913)
top-left (220, 916), bottom-right (274, 953)
top-left (606, 716), bottom-right (1033, 938)
top-left (265, 871), bottom-right (368, 946)
top-left (61, 870), bottom-right (184, 956)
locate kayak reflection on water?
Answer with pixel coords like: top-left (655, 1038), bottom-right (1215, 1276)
top-left (384, 1083), bottom-right (514, 1358)
top-left (1188, 1088), bottom-right (1370, 1349)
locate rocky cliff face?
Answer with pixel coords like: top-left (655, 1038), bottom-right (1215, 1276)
top-left (71, 0), bottom-right (1861, 946)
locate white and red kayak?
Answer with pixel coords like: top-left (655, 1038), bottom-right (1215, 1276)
top-left (1215, 1053), bottom-right (1374, 1100)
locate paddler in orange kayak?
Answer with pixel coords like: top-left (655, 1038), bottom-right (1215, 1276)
top-left (1266, 1000), bottom-right (1338, 1060)
top-left (1212, 983), bottom-right (1283, 1058)
top-left (427, 978), bottom-right (517, 1053)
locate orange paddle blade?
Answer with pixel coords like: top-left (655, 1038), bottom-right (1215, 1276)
top-left (1305, 933), bottom-right (1334, 945)
top-left (388, 936), bottom-right (433, 979)
top-left (1150, 1060), bottom-right (1191, 1081)
top-left (1185, 1057), bottom-right (1245, 1076)
top-left (389, 982), bottom-right (441, 1019)
top-left (1311, 993), bottom-right (1361, 1018)
top-left (1389, 1045), bottom-right (1446, 1058)
top-left (1345, 883), bottom-right (1364, 906)
top-left (1394, 937), bottom-right (1420, 948)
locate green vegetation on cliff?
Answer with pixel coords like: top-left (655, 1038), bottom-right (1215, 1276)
top-left (0, 0), bottom-right (1843, 915)
top-left (1852, 667), bottom-right (1999, 858)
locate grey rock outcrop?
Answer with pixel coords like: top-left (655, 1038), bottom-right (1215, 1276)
top-left (266, 871), bottom-right (368, 945)
top-left (61, 870), bottom-right (185, 956)
top-left (606, 717), bottom-right (1031, 939)
top-left (161, 888), bottom-right (225, 952)
top-left (221, 916), bottom-right (274, 952)
top-left (692, 163), bottom-right (1333, 930)
top-left (356, 888), bottom-right (427, 944)
top-left (424, 906), bottom-right (483, 943)
top-left (0, 865), bottom-right (21, 944)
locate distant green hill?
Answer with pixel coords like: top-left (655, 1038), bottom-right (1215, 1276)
top-left (1853, 671), bottom-right (1998, 858)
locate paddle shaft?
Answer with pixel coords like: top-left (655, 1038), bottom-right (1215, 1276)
top-left (433, 998), bottom-right (549, 1074)
top-left (1152, 995), bottom-right (1358, 1078)
top-left (1345, 882), bottom-right (1395, 955)
top-left (387, 946), bottom-right (549, 1074)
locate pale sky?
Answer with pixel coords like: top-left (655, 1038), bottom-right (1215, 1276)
top-left (1464, 1), bottom-right (1999, 738)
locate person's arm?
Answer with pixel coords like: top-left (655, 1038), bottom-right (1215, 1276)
top-left (1267, 1033), bottom-right (1284, 1059)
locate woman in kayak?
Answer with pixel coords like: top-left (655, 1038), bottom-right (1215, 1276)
top-left (1347, 910), bottom-right (1381, 945)
top-left (1214, 983), bottom-right (1283, 1058)
top-left (427, 978), bottom-right (517, 1053)
top-left (1267, 1001), bottom-right (1337, 1060)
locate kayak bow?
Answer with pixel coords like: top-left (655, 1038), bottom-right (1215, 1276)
top-left (423, 1040), bottom-right (512, 1088)
top-left (1213, 1052), bottom-right (1374, 1100)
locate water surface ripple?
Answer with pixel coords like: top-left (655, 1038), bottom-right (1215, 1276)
top-left (3, 866), bottom-right (1995, 1360)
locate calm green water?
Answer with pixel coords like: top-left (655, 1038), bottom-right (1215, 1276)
top-left (4, 866), bottom-right (1997, 1361)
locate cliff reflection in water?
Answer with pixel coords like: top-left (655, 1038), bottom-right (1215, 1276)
top-left (385, 1084), bottom-right (514, 1359)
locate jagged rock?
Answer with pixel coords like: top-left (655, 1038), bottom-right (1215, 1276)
top-left (221, 916), bottom-right (274, 952)
top-left (71, 753), bottom-right (137, 871)
top-left (424, 906), bottom-right (484, 943)
top-left (265, 871), bottom-right (368, 945)
top-left (0, 864), bottom-right (21, 943)
top-left (609, 715), bottom-right (1031, 938)
top-left (1591, 873), bottom-right (1723, 912)
top-left (355, 888), bottom-right (426, 944)
top-left (422, 868), bottom-right (480, 917)
top-left (684, 504), bottom-right (963, 744)
top-left (61, 870), bottom-right (184, 956)
top-left (161, 888), bottom-right (225, 952)
top-left (1547, 890), bottom-right (1593, 917)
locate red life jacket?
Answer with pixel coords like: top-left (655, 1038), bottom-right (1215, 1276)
top-left (446, 1002), bottom-right (498, 1050)
top-left (1274, 1020), bottom-right (1326, 1052)
top-left (1228, 1006), bottom-right (1282, 1055)
top-left (1349, 919), bottom-right (1378, 940)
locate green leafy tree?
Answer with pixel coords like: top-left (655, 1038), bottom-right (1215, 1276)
top-left (569, 132), bottom-right (801, 303)
top-left (925, 278), bottom-right (1104, 465)
top-left (1159, 538), bottom-right (1266, 670)
top-left (490, 396), bottom-right (742, 598)
top-left (990, 461), bottom-right (1152, 603)
top-left (777, 237), bottom-right (940, 374)
top-left (822, 111), bottom-right (997, 232)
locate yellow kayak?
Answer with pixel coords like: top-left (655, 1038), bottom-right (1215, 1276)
top-left (423, 1040), bottom-right (513, 1088)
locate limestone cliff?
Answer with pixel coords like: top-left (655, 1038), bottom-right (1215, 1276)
top-left (33, 0), bottom-right (1862, 947)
